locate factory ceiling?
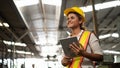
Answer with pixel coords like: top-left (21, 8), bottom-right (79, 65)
top-left (0, 0), bottom-right (120, 59)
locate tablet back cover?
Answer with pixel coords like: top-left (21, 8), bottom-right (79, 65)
top-left (60, 37), bottom-right (78, 58)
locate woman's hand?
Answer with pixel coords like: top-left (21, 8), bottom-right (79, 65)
top-left (69, 42), bottom-right (85, 56)
top-left (69, 42), bottom-right (103, 61)
top-left (61, 56), bottom-right (72, 66)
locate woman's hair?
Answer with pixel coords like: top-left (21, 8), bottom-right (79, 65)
top-left (67, 12), bottom-right (86, 30)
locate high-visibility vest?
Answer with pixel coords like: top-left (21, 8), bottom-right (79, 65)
top-left (66, 31), bottom-right (91, 68)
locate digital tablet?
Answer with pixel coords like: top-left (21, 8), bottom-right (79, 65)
top-left (60, 37), bottom-right (79, 58)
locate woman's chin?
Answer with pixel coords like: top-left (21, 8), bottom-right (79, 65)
top-left (67, 25), bottom-right (73, 28)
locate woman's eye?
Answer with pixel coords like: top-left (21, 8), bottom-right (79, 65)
top-left (71, 16), bottom-right (74, 19)
top-left (67, 16), bottom-right (75, 20)
top-left (67, 18), bottom-right (69, 20)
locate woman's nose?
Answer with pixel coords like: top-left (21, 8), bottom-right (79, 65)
top-left (68, 18), bottom-right (71, 22)
top-left (67, 20), bottom-right (71, 24)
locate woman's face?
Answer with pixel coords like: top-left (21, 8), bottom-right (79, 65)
top-left (66, 13), bottom-right (81, 29)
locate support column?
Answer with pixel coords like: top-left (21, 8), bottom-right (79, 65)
top-left (117, 16), bottom-right (120, 41)
top-left (90, 0), bottom-right (99, 38)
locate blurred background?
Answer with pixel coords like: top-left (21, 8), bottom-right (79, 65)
top-left (0, 0), bottom-right (120, 68)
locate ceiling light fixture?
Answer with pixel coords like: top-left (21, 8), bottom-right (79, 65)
top-left (13, 0), bottom-right (39, 7)
top-left (99, 34), bottom-right (111, 39)
top-left (103, 50), bottom-right (120, 54)
top-left (8, 49), bottom-right (33, 55)
top-left (42, 0), bottom-right (62, 6)
top-left (112, 33), bottom-right (119, 38)
top-left (3, 40), bottom-right (27, 47)
top-left (99, 33), bottom-right (119, 39)
top-left (0, 22), bottom-right (9, 27)
top-left (81, 0), bottom-right (120, 12)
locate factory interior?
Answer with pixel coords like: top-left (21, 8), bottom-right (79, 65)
top-left (0, 0), bottom-right (120, 68)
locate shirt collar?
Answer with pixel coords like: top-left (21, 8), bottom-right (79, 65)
top-left (68, 30), bottom-right (84, 40)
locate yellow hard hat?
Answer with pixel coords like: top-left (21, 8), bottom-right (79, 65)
top-left (64, 7), bottom-right (86, 22)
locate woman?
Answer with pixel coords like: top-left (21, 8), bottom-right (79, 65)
top-left (61, 7), bottom-right (103, 68)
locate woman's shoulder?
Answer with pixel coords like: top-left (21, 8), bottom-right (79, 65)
top-left (82, 30), bottom-right (92, 35)
top-left (83, 30), bottom-right (91, 32)
top-left (83, 30), bottom-right (97, 37)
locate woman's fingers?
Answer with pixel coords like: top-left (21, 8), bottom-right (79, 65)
top-left (73, 42), bottom-right (80, 49)
top-left (69, 43), bottom-right (80, 55)
top-left (69, 42), bottom-right (84, 55)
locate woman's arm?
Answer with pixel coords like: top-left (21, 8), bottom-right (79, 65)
top-left (81, 51), bottom-right (103, 61)
top-left (69, 42), bottom-right (103, 61)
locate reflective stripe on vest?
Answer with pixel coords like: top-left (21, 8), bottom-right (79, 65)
top-left (66, 31), bottom-right (91, 68)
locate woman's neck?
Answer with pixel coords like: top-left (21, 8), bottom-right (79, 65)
top-left (71, 28), bottom-right (81, 36)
